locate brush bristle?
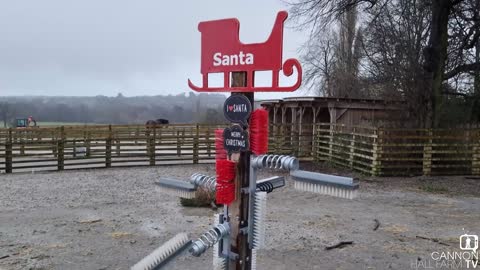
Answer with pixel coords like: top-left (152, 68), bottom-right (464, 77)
top-left (252, 191), bottom-right (267, 249)
top-left (131, 233), bottom-right (190, 270)
top-left (216, 182), bottom-right (235, 205)
top-left (213, 214), bottom-right (227, 270)
top-left (216, 159), bottom-right (236, 182)
top-left (293, 181), bottom-right (358, 199)
top-left (251, 249), bottom-right (257, 270)
top-left (215, 129), bottom-right (227, 160)
top-left (249, 109), bottom-right (269, 155)
top-left (216, 159), bottom-right (236, 205)
top-left (155, 186), bottom-right (196, 199)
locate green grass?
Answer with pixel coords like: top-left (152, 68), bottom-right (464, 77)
top-left (420, 184), bottom-right (449, 194)
top-left (36, 122), bottom-right (104, 126)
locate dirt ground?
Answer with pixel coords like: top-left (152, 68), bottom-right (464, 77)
top-left (0, 162), bottom-right (479, 270)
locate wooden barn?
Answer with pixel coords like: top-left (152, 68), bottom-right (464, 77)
top-left (258, 97), bottom-right (406, 158)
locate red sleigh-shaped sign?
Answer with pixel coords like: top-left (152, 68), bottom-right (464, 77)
top-left (188, 11), bottom-right (302, 92)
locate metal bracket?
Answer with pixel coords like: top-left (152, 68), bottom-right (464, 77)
top-left (219, 246), bottom-right (239, 261)
top-left (225, 251), bottom-right (239, 261)
top-left (239, 226), bottom-right (249, 235)
top-left (247, 158), bottom-right (257, 249)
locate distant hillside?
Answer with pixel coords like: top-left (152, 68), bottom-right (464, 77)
top-left (0, 93), bottom-right (227, 126)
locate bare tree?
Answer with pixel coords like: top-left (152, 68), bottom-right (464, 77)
top-left (288, 0), bottom-right (480, 127)
top-left (0, 102), bottom-right (14, 128)
top-left (362, 0), bottom-right (430, 125)
top-left (301, 31), bottom-right (336, 95)
top-left (294, 4), bottom-right (364, 97)
top-left (331, 6), bottom-right (364, 97)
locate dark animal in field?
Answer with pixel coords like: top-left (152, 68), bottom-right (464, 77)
top-left (156, 119), bottom-right (169, 124)
top-left (145, 119), bottom-right (169, 126)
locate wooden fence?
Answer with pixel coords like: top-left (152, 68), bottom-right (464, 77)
top-left (0, 124), bottom-right (226, 173)
top-left (315, 124), bottom-right (480, 176)
top-left (0, 123), bottom-right (478, 176)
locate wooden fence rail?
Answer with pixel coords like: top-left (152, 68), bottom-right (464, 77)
top-left (0, 123), bottom-right (478, 176)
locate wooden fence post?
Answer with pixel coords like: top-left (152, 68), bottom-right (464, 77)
top-left (20, 134), bottom-right (25, 156)
top-left (83, 128), bottom-right (87, 149)
top-left (472, 130), bottom-right (480, 175)
top-left (106, 125), bottom-right (112, 168)
top-left (72, 139), bottom-right (77, 158)
top-left (349, 127), bottom-right (356, 168)
top-left (423, 129), bottom-right (433, 176)
top-left (52, 130), bottom-right (57, 157)
top-left (193, 124), bottom-right (199, 164)
top-left (115, 138), bottom-right (120, 157)
top-left (177, 130), bottom-right (181, 156)
top-left (227, 73), bottom-right (253, 270)
top-left (183, 129), bottom-right (186, 155)
top-left (149, 127), bottom-right (156, 166)
top-left (135, 127), bottom-right (139, 145)
top-left (328, 124), bottom-right (334, 161)
top-left (57, 127), bottom-right (65, 171)
top-left (275, 124), bottom-right (280, 154)
top-left (378, 128), bottom-right (384, 175)
top-left (311, 123), bottom-right (316, 159)
top-left (5, 128), bottom-right (12, 173)
top-left (85, 130), bottom-right (91, 158)
top-left (158, 125), bottom-right (163, 143)
top-left (313, 124), bottom-right (320, 162)
top-left (206, 127), bottom-right (211, 157)
top-left (371, 128), bottom-right (383, 176)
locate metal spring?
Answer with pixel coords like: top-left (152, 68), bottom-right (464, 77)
top-left (256, 181), bottom-right (274, 193)
top-left (251, 155), bottom-right (299, 171)
top-left (190, 173), bottom-right (216, 191)
top-left (190, 223), bottom-right (229, 257)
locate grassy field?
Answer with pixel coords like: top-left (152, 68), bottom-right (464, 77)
top-left (36, 122), bottom-right (104, 126)
top-left (2, 122), bottom-right (105, 128)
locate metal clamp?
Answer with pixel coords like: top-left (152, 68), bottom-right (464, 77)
top-left (190, 173), bottom-right (216, 191)
top-left (189, 223), bottom-right (230, 257)
top-left (251, 155), bottom-right (299, 171)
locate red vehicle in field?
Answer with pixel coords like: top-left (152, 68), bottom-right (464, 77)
top-left (188, 11), bottom-right (302, 92)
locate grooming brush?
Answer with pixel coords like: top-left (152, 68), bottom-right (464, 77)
top-left (131, 233), bottom-right (191, 270)
top-left (249, 109), bottom-right (269, 155)
top-left (290, 170), bottom-right (359, 199)
top-left (252, 191), bottom-right (267, 249)
top-left (215, 159), bottom-right (236, 205)
top-left (154, 178), bottom-right (197, 199)
top-left (212, 214), bottom-right (227, 270)
top-left (215, 129), bottom-right (227, 160)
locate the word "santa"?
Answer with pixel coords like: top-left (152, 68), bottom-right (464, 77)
top-left (213, 51), bottom-right (254, 66)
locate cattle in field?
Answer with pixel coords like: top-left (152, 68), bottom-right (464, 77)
top-left (145, 119), bottom-right (169, 126)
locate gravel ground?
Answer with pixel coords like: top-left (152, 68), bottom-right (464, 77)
top-left (0, 163), bottom-right (479, 270)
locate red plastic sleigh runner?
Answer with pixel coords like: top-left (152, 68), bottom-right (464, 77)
top-left (188, 11), bottom-right (302, 92)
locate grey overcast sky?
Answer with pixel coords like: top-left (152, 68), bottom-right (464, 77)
top-left (0, 0), bottom-right (308, 99)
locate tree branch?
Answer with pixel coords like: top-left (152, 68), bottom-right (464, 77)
top-left (444, 63), bottom-right (480, 80)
